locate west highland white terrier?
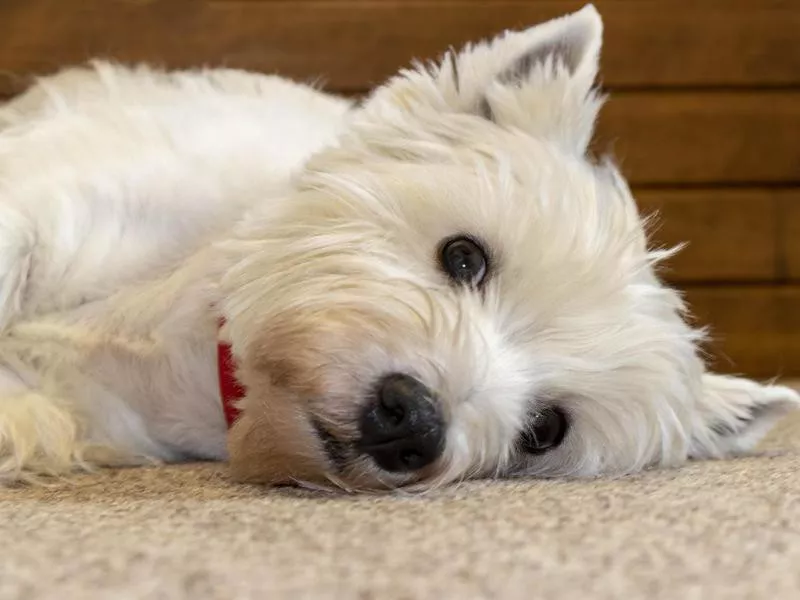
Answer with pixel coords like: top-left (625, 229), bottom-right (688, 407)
top-left (0, 5), bottom-right (796, 491)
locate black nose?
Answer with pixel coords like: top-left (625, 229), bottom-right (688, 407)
top-left (358, 373), bottom-right (444, 472)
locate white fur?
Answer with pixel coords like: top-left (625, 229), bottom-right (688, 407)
top-left (0, 5), bottom-right (796, 489)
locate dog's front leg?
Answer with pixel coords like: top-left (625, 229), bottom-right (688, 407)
top-left (0, 365), bottom-right (160, 484)
top-left (0, 366), bottom-right (87, 483)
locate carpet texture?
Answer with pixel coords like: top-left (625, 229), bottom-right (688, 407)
top-left (2, 413), bottom-right (799, 600)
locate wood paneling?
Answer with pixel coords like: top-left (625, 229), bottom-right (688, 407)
top-left (782, 196), bottom-right (800, 281)
top-left (0, 0), bottom-right (798, 98)
top-left (1, 0), bottom-right (798, 376)
top-left (685, 286), bottom-right (800, 378)
top-left (2, 3), bottom-right (798, 184)
top-left (596, 92), bottom-right (800, 185)
top-left (636, 189), bottom-right (788, 284)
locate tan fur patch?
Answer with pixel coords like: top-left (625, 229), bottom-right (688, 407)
top-left (228, 321), bottom-right (331, 484)
top-left (227, 388), bottom-right (326, 485)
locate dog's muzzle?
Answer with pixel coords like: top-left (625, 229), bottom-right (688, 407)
top-left (358, 373), bottom-right (445, 472)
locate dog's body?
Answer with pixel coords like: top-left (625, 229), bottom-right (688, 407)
top-left (0, 5), bottom-right (797, 490)
top-left (0, 64), bottom-right (352, 474)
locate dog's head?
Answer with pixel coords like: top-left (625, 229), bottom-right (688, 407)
top-left (220, 5), bottom-right (799, 491)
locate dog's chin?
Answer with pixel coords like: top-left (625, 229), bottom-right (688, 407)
top-left (226, 390), bottom-right (431, 492)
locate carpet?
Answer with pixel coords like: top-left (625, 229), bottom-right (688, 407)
top-left (2, 412), bottom-right (799, 600)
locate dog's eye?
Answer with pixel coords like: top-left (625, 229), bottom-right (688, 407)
top-left (518, 408), bottom-right (568, 454)
top-left (439, 236), bottom-right (488, 286)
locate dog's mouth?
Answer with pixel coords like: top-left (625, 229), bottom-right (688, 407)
top-left (310, 419), bottom-right (353, 472)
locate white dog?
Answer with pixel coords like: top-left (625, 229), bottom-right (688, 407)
top-left (0, 5), bottom-right (796, 491)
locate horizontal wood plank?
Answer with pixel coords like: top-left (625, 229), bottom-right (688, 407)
top-left (636, 189), bottom-right (788, 284)
top-left (0, 0), bottom-right (798, 96)
top-left (596, 92), bottom-right (800, 185)
top-left (685, 286), bottom-right (800, 378)
top-left (783, 197), bottom-right (800, 281)
top-left (1, 0), bottom-right (797, 184)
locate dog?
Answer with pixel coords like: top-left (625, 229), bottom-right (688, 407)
top-left (0, 4), bottom-right (796, 491)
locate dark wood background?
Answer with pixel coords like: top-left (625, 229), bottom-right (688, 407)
top-left (1, 0), bottom-right (798, 377)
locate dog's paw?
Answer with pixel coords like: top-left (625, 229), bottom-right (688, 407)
top-left (0, 384), bottom-right (160, 485)
top-left (0, 391), bottom-right (87, 484)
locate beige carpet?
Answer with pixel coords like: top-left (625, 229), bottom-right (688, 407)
top-left (2, 414), bottom-right (799, 600)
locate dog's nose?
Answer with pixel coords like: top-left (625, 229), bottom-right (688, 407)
top-left (358, 373), bottom-right (444, 472)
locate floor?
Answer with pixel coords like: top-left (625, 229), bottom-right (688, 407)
top-left (1, 413), bottom-right (799, 599)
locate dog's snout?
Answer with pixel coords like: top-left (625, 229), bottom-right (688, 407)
top-left (358, 373), bottom-right (444, 472)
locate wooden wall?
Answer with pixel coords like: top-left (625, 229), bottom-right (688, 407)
top-left (1, 0), bottom-right (798, 377)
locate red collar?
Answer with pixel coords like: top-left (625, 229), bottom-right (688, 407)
top-left (217, 331), bottom-right (245, 428)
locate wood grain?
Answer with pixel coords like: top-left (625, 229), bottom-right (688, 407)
top-left (2, 1), bottom-right (798, 184)
top-left (1, 0), bottom-right (798, 378)
top-left (0, 0), bottom-right (798, 97)
top-left (782, 195), bottom-right (800, 281)
top-left (595, 91), bottom-right (800, 185)
top-left (685, 286), bottom-right (800, 378)
top-left (636, 189), bottom-right (788, 284)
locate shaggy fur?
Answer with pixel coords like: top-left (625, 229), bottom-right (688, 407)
top-left (0, 5), bottom-right (796, 491)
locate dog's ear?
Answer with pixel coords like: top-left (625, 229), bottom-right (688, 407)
top-left (689, 374), bottom-right (800, 459)
top-left (364, 4), bottom-right (603, 154)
